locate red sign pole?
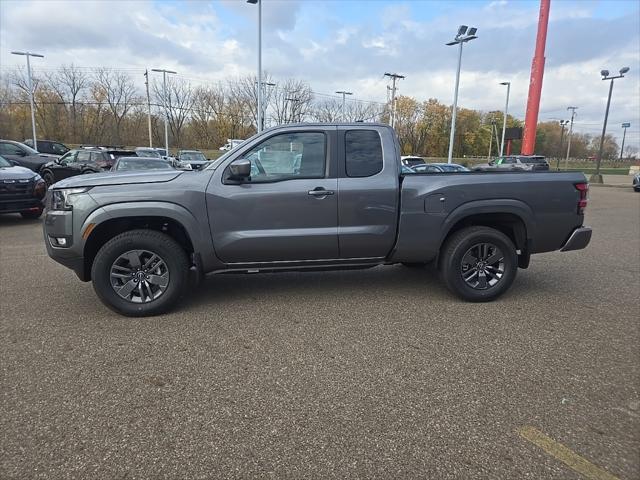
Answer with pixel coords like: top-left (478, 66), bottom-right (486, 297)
top-left (521, 0), bottom-right (551, 155)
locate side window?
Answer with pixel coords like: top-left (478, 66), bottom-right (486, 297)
top-left (76, 151), bottom-right (91, 163)
top-left (0, 142), bottom-right (24, 156)
top-left (345, 130), bottom-right (383, 177)
top-left (89, 152), bottom-right (102, 164)
top-left (60, 151), bottom-right (77, 164)
top-left (239, 132), bottom-right (326, 183)
top-left (503, 157), bottom-right (516, 164)
top-left (52, 143), bottom-right (68, 155)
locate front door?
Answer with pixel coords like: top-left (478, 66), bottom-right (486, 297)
top-left (207, 130), bottom-right (339, 263)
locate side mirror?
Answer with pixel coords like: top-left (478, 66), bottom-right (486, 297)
top-left (229, 159), bottom-right (251, 180)
top-left (17, 150), bottom-right (27, 157)
top-left (8, 159), bottom-right (18, 166)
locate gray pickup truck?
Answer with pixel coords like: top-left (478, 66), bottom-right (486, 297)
top-left (43, 123), bottom-right (592, 316)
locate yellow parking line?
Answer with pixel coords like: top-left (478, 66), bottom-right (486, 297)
top-left (518, 426), bottom-right (620, 480)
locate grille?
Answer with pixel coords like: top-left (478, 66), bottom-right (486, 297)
top-left (0, 179), bottom-right (32, 200)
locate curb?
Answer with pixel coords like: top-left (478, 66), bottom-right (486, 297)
top-left (589, 183), bottom-right (634, 189)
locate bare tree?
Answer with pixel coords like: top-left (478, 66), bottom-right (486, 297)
top-left (153, 76), bottom-right (194, 148)
top-left (311, 98), bottom-right (342, 122)
top-left (94, 68), bottom-right (138, 144)
top-left (229, 73), bottom-right (276, 129)
top-left (271, 78), bottom-right (313, 124)
top-left (48, 65), bottom-right (89, 142)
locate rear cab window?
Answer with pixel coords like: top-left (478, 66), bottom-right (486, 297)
top-left (345, 130), bottom-right (383, 177)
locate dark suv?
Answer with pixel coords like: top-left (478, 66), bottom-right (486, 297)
top-left (23, 139), bottom-right (70, 156)
top-left (40, 148), bottom-right (136, 186)
top-left (0, 139), bottom-right (52, 173)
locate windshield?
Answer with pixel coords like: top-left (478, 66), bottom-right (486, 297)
top-left (136, 149), bottom-right (162, 159)
top-left (0, 155), bottom-right (12, 167)
top-left (180, 151), bottom-right (207, 162)
top-left (20, 143), bottom-right (39, 155)
top-left (115, 159), bottom-right (173, 171)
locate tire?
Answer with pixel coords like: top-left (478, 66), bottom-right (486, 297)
top-left (440, 226), bottom-right (518, 302)
top-left (20, 208), bottom-right (43, 219)
top-left (42, 171), bottom-right (54, 186)
top-left (91, 229), bottom-right (190, 317)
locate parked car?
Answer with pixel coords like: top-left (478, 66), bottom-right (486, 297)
top-left (401, 156), bottom-right (426, 167)
top-left (400, 164), bottom-right (415, 174)
top-left (219, 139), bottom-right (245, 151)
top-left (633, 172), bottom-right (640, 192)
top-left (23, 139), bottom-right (70, 156)
top-left (0, 154), bottom-right (47, 219)
top-left (40, 148), bottom-right (137, 186)
top-left (44, 123), bottom-right (592, 317)
top-left (111, 157), bottom-right (175, 172)
top-left (412, 163), bottom-right (469, 173)
top-left (474, 155), bottom-right (549, 172)
top-left (177, 150), bottom-right (209, 170)
top-left (0, 139), bottom-right (53, 173)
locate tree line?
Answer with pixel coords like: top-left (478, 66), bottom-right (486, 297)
top-left (0, 64), bottom-right (629, 160)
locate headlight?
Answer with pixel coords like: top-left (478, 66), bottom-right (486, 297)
top-left (50, 187), bottom-right (90, 211)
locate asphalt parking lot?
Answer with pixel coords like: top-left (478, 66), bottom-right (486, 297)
top-left (1, 186), bottom-right (638, 479)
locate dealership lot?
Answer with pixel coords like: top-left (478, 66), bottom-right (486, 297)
top-left (1, 186), bottom-right (638, 479)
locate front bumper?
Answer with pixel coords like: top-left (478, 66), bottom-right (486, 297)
top-left (560, 226), bottom-right (592, 252)
top-left (43, 209), bottom-right (88, 281)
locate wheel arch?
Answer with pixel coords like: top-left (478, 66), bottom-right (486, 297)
top-left (439, 200), bottom-right (534, 260)
top-left (81, 203), bottom-right (202, 281)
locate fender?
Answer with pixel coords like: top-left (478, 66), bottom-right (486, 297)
top-left (82, 201), bottom-right (220, 272)
top-left (439, 198), bottom-right (536, 249)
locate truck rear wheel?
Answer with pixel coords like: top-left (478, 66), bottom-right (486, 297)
top-left (91, 229), bottom-right (189, 317)
top-left (440, 226), bottom-right (517, 302)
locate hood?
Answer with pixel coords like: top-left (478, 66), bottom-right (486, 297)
top-left (0, 165), bottom-right (40, 181)
top-left (52, 170), bottom-right (184, 189)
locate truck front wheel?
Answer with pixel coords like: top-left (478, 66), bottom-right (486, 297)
top-left (440, 226), bottom-right (517, 302)
top-left (91, 229), bottom-right (189, 316)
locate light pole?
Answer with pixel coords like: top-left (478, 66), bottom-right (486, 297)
top-left (151, 68), bottom-right (177, 156)
top-left (592, 67), bottom-right (629, 183)
top-left (499, 81), bottom-right (511, 157)
top-left (556, 119), bottom-right (569, 170)
top-left (384, 73), bottom-right (404, 128)
top-left (620, 122), bottom-right (630, 160)
top-left (11, 51), bottom-right (44, 152)
top-left (255, 81), bottom-right (275, 130)
top-left (335, 91), bottom-right (353, 121)
top-left (446, 25), bottom-right (478, 164)
top-left (247, 0), bottom-right (263, 132)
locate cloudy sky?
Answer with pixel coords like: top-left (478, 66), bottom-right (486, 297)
top-left (1, 0), bottom-right (639, 149)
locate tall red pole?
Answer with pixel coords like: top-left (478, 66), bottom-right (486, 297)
top-left (521, 0), bottom-right (551, 155)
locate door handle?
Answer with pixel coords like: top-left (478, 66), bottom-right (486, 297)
top-left (308, 188), bottom-right (334, 196)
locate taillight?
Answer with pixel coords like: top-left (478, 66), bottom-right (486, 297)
top-left (575, 182), bottom-right (588, 214)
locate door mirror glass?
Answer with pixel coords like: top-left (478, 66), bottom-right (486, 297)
top-left (229, 159), bottom-right (251, 180)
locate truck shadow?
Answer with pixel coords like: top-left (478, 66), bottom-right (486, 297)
top-left (187, 265), bottom-right (449, 308)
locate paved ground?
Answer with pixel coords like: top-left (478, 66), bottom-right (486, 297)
top-left (1, 186), bottom-right (638, 480)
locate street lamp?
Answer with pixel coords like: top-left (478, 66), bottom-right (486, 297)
top-left (556, 119), bottom-right (569, 170)
top-left (446, 25), bottom-right (478, 164)
top-left (247, 0), bottom-right (263, 132)
top-left (591, 66), bottom-right (629, 183)
top-left (255, 81), bottom-right (275, 130)
top-left (499, 81), bottom-right (511, 157)
top-left (151, 68), bottom-right (177, 156)
top-left (11, 51), bottom-right (44, 152)
top-left (620, 122), bottom-right (630, 160)
top-left (335, 91), bottom-right (353, 121)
